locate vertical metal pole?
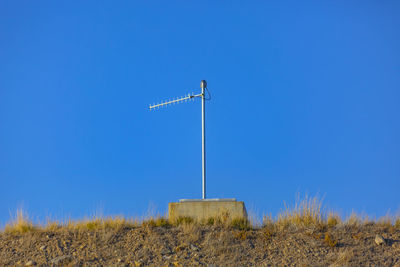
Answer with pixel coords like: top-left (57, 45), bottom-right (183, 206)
top-left (201, 81), bottom-right (206, 199)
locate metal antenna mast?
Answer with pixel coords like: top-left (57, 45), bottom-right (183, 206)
top-left (200, 80), bottom-right (206, 200)
top-left (149, 80), bottom-right (209, 199)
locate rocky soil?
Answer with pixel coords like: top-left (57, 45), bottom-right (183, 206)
top-left (1, 223), bottom-right (400, 266)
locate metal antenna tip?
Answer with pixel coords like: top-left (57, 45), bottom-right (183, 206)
top-left (201, 80), bottom-right (207, 89)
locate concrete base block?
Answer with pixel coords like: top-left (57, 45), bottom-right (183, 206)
top-left (168, 199), bottom-right (247, 221)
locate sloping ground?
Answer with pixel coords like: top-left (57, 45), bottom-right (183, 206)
top-left (1, 223), bottom-right (400, 266)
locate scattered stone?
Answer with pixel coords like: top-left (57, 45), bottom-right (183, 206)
top-left (207, 264), bottom-right (217, 267)
top-left (25, 260), bottom-right (35, 266)
top-left (39, 245), bottom-right (46, 251)
top-left (375, 234), bottom-right (386, 246)
top-left (51, 254), bottom-right (72, 265)
top-left (190, 244), bottom-right (199, 251)
top-left (161, 247), bottom-right (172, 255)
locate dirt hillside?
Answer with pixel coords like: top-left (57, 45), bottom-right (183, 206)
top-left (1, 221), bottom-right (400, 266)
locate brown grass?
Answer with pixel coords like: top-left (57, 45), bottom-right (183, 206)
top-left (275, 194), bottom-right (324, 230)
top-left (327, 212), bottom-right (341, 227)
top-left (395, 218), bottom-right (400, 229)
top-left (3, 195), bottom-right (400, 233)
top-left (324, 232), bottom-right (338, 248)
top-left (143, 216), bottom-right (170, 228)
top-left (2, 197), bottom-right (400, 266)
top-left (70, 216), bottom-right (136, 231)
top-left (330, 248), bottom-right (354, 266)
top-left (4, 209), bottom-right (36, 234)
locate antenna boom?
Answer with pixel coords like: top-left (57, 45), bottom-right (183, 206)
top-left (149, 93), bottom-right (202, 110)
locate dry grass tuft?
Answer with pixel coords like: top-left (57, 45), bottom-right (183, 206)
top-left (172, 216), bottom-right (194, 226)
top-left (198, 211), bottom-right (233, 227)
top-left (143, 217), bottom-right (170, 228)
top-left (376, 216), bottom-right (394, 232)
top-left (44, 221), bottom-right (61, 231)
top-left (230, 217), bottom-right (250, 230)
top-left (202, 216), bottom-right (218, 226)
top-left (345, 213), bottom-right (362, 227)
top-left (68, 216), bottom-right (137, 231)
top-left (4, 209), bottom-right (36, 234)
top-left (324, 232), bottom-right (338, 248)
top-left (395, 217), bottom-right (400, 229)
top-left (234, 230), bottom-right (248, 240)
top-left (179, 221), bottom-right (201, 243)
top-left (277, 194), bottom-right (324, 229)
top-left (330, 248), bottom-right (354, 266)
top-left (74, 219), bottom-right (103, 231)
top-left (171, 213), bottom-right (250, 230)
top-left (327, 213), bottom-right (341, 228)
top-left (261, 215), bottom-right (276, 242)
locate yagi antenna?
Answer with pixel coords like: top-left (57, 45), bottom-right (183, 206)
top-left (149, 80), bottom-right (209, 199)
top-left (149, 93), bottom-right (199, 110)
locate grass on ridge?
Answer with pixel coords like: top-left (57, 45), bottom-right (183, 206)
top-left (276, 194), bottom-right (324, 229)
top-left (4, 209), bottom-right (36, 234)
top-left (3, 195), bottom-right (400, 234)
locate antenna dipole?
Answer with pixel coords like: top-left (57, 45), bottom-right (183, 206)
top-left (149, 80), bottom-right (209, 200)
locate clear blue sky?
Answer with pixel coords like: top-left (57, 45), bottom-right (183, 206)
top-left (1, 1), bottom-right (399, 225)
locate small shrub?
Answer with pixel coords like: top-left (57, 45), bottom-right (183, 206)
top-left (200, 216), bottom-right (219, 226)
top-left (142, 219), bottom-right (157, 228)
top-left (262, 216), bottom-right (275, 242)
top-left (205, 217), bottom-right (215, 225)
top-left (174, 216), bottom-right (194, 226)
top-left (324, 232), bottom-right (338, 248)
top-left (155, 217), bottom-right (170, 227)
top-left (312, 232), bottom-right (322, 240)
top-left (142, 217), bottom-right (170, 228)
top-left (230, 218), bottom-right (250, 230)
top-left (327, 213), bottom-right (340, 228)
top-left (85, 220), bottom-right (102, 231)
top-left (351, 233), bottom-right (361, 240)
top-left (234, 230), bottom-right (248, 240)
top-left (263, 228), bottom-right (274, 242)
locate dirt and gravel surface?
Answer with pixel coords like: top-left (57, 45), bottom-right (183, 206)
top-left (1, 223), bottom-right (400, 266)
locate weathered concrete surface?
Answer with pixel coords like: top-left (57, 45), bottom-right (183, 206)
top-left (168, 199), bottom-right (247, 221)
